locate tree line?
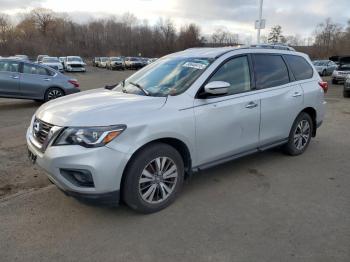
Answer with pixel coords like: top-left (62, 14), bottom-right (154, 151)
top-left (0, 8), bottom-right (349, 59)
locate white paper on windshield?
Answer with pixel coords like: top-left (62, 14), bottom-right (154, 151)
top-left (183, 62), bottom-right (208, 70)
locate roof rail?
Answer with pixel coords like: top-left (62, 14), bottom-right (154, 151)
top-left (249, 44), bottom-right (295, 51)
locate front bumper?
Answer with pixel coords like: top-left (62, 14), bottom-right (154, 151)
top-left (332, 75), bottom-right (348, 82)
top-left (26, 128), bottom-right (130, 206)
top-left (66, 67), bottom-right (86, 72)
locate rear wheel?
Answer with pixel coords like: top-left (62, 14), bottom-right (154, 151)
top-left (332, 79), bottom-right (338, 84)
top-left (284, 113), bottom-right (313, 156)
top-left (123, 143), bottom-right (184, 213)
top-left (344, 91), bottom-right (350, 98)
top-left (44, 88), bottom-right (64, 102)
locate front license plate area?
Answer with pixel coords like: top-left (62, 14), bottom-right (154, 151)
top-left (28, 148), bottom-right (37, 164)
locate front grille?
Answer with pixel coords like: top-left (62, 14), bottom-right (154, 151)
top-left (33, 118), bottom-right (53, 145)
top-left (71, 64), bottom-right (83, 68)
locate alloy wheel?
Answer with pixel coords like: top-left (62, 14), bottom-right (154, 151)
top-left (47, 89), bottom-right (63, 100)
top-left (293, 120), bottom-right (311, 150)
top-left (138, 157), bottom-right (178, 204)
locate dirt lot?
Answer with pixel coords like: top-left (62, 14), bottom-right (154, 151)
top-left (0, 66), bottom-right (349, 261)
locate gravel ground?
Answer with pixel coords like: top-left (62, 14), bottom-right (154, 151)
top-left (0, 68), bottom-right (349, 262)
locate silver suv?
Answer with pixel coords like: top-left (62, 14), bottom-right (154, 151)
top-left (26, 46), bottom-right (327, 213)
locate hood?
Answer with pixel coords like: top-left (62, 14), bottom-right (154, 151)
top-left (67, 61), bottom-right (84, 65)
top-left (43, 62), bottom-right (62, 67)
top-left (35, 89), bottom-right (167, 127)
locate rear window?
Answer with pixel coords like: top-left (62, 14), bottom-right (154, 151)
top-left (253, 54), bottom-right (290, 89)
top-left (285, 55), bottom-right (313, 81)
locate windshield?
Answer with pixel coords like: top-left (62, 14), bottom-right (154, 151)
top-left (339, 64), bottom-right (350, 71)
top-left (114, 57), bottom-right (213, 96)
top-left (111, 57), bottom-right (122, 61)
top-left (313, 60), bottom-right (328, 66)
top-left (68, 57), bottom-right (83, 62)
top-left (101, 57), bottom-right (108, 62)
top-left (43, 57), bottom-right (59, 63)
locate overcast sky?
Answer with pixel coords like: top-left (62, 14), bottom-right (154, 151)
top-left (1, 0), bottom-right (349, 41)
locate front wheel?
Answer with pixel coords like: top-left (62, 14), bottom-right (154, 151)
top-left (283, 113), bottom-right (313, 156)
top-left (123, 143), bottom-right (184, 213)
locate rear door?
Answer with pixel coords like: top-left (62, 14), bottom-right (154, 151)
top-left (0, 60), bottom-right (21, 97)
top-left (252, 54), bottom-right (304, 146)
top-left (19, 63), bottom-right (54, 99)
top-left (194, 55), bottom-right (260, 166)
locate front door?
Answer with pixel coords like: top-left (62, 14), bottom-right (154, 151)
top-left (194, 55), bottom-right (260, 166)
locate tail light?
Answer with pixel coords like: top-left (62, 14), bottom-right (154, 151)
top-left (318, 81), bottom-right (328, 93)
top-left (68, 79), bottom-right (80, 89)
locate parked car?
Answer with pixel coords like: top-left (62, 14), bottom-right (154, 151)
top-left (312, 60), bottom-right (337, 76)
top-left (64, 56), bottom-right (86, 72)
top-left (41, 57), bottom-right (64, 72)
top-left (26, 46), bottom-right (326, 213)
top-left (332, 64), bottom-right (350, 84)
top-left (59, 57), bottom-right (66, 66)
top-left (97, 57), bottom-right (108, 68)
top-left (106, 57), bottom-right (125, 70)
top-left (36, 55), bottom-right (49, 63)
top-left (0, 58), bottom-right (80, 102)
top-left (14, 55), bottom-right (30, 61)
top-left (344, 75), bottom-right (350, 97)
top-left (125, 57), bottom-right (143, 69)
top-left (92, 57), bottom-right (100, 67)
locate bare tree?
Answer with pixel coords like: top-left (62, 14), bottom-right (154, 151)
top-left (268, 25), bottom-right (286, 43)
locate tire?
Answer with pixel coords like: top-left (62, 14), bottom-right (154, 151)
top-left (322, 70), bottom-right (326, 76)
top-left (283, 112), bottom-right (313, 156)
top-left (344, 91), bottom-right (350, 98)
top-left (332, 79), bottom-right (338, 84)
top-left (123, 143), bottom-right (184, 214)
top-left (44, 87), bottom-right (64, 102)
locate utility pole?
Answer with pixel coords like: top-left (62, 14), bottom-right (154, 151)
top-left (256, 0), bottom-right (264, 44)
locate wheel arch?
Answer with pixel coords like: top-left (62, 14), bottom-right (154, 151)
top-left (299, 107), bottom-right (317, 137)
top-left (120, 137), bottom-right (192, 196)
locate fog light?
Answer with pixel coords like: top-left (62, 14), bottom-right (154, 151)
top-left (60, 169), bottom-right (94, 187)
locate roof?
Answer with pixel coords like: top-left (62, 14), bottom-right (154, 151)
top-left (168, 44), bottom-right (296, 59)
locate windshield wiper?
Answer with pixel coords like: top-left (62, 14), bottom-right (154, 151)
top-left (129, 82), bottom-right (149, 96)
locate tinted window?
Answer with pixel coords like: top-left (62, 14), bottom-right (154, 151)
top-left (253, 54), bottom-right (289, 89)
top-left (208, 56), bottom-right (251, 95)
top-left (23, 64), bottom-right (49, 75)
top-left (0, 61), bottom-right (20, 73)
top-left (285, 55), bottom-right (313, 81)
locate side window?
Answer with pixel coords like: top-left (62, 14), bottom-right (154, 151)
top-left (208, 56), bottom-right (251, 95)
top-left (253, 54), bottom-right (290, 89)
top-left (23, 64), bottom-right (49, 76)
top-left (0, 61), bottom-right (20, 73)
top-left (284, 55), bottom-right (313, 81)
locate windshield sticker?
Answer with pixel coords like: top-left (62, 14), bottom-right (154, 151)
top-left (183, 62), bottom-right (208, 70)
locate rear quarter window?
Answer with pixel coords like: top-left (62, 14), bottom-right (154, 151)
top-left (284, 55), bottom-right (313, 81)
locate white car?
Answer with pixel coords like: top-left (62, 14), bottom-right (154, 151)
top-left (26, 45), bottom-right (326, 213)
top-left (64, 56), bottom-right (86, 72)
top-left (41, 57), bottom-right (64, 72)
top-left (332, 64), bottom-right (350, 84)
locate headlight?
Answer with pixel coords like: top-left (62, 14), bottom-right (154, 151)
top-left (53, 125), bottom-right (126, 148)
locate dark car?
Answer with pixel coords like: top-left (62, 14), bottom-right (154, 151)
top-left (106, 57), bottom-right (125, 70)
top-left (0, 58), bottom-right (80, 102)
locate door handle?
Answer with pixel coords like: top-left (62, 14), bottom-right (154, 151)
top-left (245, 101), bottom-right (258, 109)
top-left (11, 75), bottom-right (19, 79)
top-left (292, 92), bottom-right (302, 97)
top-left (43, 78), bottom-right (51, 81)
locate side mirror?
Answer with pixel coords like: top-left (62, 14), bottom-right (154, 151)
top-left (204, 81), bottom-right (230, 95)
